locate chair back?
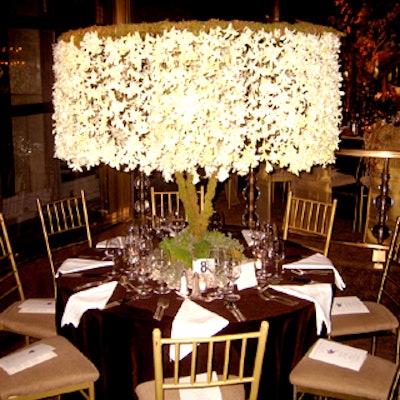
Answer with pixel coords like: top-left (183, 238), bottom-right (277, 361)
top-left (152, 320), bottom-right (269, 400)
top-left (37, 190), bottom-right (92, 288)
top-left (0, 213), bottom-right (24, 310)
top-left (282, 190), bottom-right (337, 256)
top-left (150, 186), bottom-right (205, 227)
top-left (378, 216), bottom-right (400, 309)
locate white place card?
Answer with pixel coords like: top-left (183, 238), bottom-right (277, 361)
top-left (0, 343), bottom-right (57, 375)
top-left (236, 261), bottom-right (258, 290)
top-left (331, 296), bottom-right (370, 315)
top-left (179, 372), bottom-right (222, 400)
top-left (18, 299), bottom-right (56, 314)
top-left (309, 338), bottom-right (368, 371)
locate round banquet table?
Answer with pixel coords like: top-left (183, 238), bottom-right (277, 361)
top-left (56, 243), bottom-right (331, 400)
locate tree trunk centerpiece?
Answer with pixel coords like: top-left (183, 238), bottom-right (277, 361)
top-left (51, 20), bottom-right (343, 269)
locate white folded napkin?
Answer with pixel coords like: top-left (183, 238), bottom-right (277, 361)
top-left (170, 298), bottom-right (229, 360)
top-left (269, 283), bottom-right (333, 335)
top-left (61, 281), bottom-right (118, 328)
top-left (283, 253), bottom-right (346, 290)
top-left (56, 258), bottom-right (114, 277)
top-left (96, 236), bottom-right (126, 249)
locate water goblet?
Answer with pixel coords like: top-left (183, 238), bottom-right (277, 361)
top-left (167, 210), bottom-right (186, 237)
top-left (135, 255), bottom-right (153, 299)
top-left (206, 247), bottom-right (225, 300)
top-left (223, 256), bottom-right (242, 302)
top-left (105, 238), bottom-right (124, 278)
top-left (152, 248), bottom-right (172, 294)
top-left (270, 239), bottom-right (285, 283)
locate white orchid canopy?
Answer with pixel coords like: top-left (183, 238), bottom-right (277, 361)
top-left (52, 20), bottom-right (343, 184)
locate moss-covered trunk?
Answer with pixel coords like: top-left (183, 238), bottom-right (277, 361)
top-left (175, 172), bottom-right (217, 239)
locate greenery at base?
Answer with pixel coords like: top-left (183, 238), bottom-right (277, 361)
top-left (159, 229), bottom-right (245, 268)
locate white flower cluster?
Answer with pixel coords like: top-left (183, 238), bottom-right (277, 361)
top-left (52, 24), bottom-right (343, 183)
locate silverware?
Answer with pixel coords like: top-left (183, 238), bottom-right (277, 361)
top-left (290, 268), bottom-right (330, 276)
top-left (74, 278), bottom-right (111, 292)
top-left (258, 289), bottom-right (299, 306)
top-left (223, 301), bottom-right (246, 322)
top-left (153, 297), bottom-right (169, 321)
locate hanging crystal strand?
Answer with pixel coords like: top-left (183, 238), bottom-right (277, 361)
top-left (242, 168), bottom-right (260, 228)
top-left (132, 170), bottom-right (150, 225)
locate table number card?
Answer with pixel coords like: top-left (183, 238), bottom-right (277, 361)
top-left (192, 258), bottom-right (214, 274)
top-left (309, 338), bottom-right (368, 371)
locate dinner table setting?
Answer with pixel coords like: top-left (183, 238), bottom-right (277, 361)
top-left (55, 222), bottom-right (345, 400)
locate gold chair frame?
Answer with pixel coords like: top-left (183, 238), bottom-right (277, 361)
top-left (282, 190), bottom-right (337, 257)
top-left (150, 186), bottom-right (205, 227)
top-left (0, 335), bottom-right (99, 400)
top-left (330, 215), bottom-right (400, 364)
top-left (0, 212), bottom-right (56, 343)
top-left (135, 320), bottom-right (269, 400)
top-left (37, 190), bottom-right (92, 294)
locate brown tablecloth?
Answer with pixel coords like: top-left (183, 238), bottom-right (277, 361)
top-left (56, 243), bottom-right (332, 400)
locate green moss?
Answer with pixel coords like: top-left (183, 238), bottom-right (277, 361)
top-left (159, 229), bottom-right (245, 268)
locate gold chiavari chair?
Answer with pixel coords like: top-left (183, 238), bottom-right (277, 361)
top-left (282, 190), bottom-right (337, 257)
top-left (37, 190), bottom-right (92, 295)
top-left (0, 212), bottom-right (56, 343)
top-left (135, 320), bottom-right (269, 400)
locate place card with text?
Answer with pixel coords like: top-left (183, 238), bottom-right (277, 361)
top-left (309, 338), bottom-right (368, 371)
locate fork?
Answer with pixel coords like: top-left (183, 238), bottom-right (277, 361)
top-left (153, 297), bottom-right (169, 321)
top-left (258, 290), bottom-right (299, 306)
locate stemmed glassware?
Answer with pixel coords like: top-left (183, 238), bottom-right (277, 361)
top-left (167, 210), bottom-right (186, 237)
top-left (206, 247), bottom-right (225, 300)
top-left (105, 237), bottom-right (125, 278)
top-left (134, 255), bottom-right (153, 298)
top-left (152, 248), bottom-right (172, 294)
top-left (222, 250), bottom-right (242, 302)
top-left (270, 239), bottom-right (285, 283)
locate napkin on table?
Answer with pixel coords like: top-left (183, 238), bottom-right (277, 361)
top-left (56, 258), bottom-right (114, 277)
top-left (61, 281), bottom-right (118, 328)
top-left (170, 298), bottom-right (229, 360)
top-left (269, 283), bottom-right (333, 335)
top-left (283, 253), bottom-right (346, 290)
top-left (96, 236), bottom-right (126, 249)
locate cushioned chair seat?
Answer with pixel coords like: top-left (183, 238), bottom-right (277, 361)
top-left (0, 335), bottom-right (99, 400)
top-left (290, 343), bottom-right (398, 400)
top-left (0, 299), bottom-right (57, 339)
top-left (331, 301), bottom-right (399, 337)
top-left (135, 375), bottom-right (245, 400)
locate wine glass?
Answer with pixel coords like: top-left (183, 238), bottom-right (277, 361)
top-left (152, 248), bottom-right (172, 294)
top-left (135, 255), bottom-right (153, 299)
top-left (167, 210), bottom-right (186, 237)
top-left (251, 235), bottom-right (274, 285)
top-left (222, 254), bottom-right (242, 302)
top-left (105, 238), bottom-right (124, 278)
top-left (206, 247), bottom-right (225, 300)
top-left (124, 237), bottom-right (140, 280)
top-left (270, 239), bottom-right (285, 283)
